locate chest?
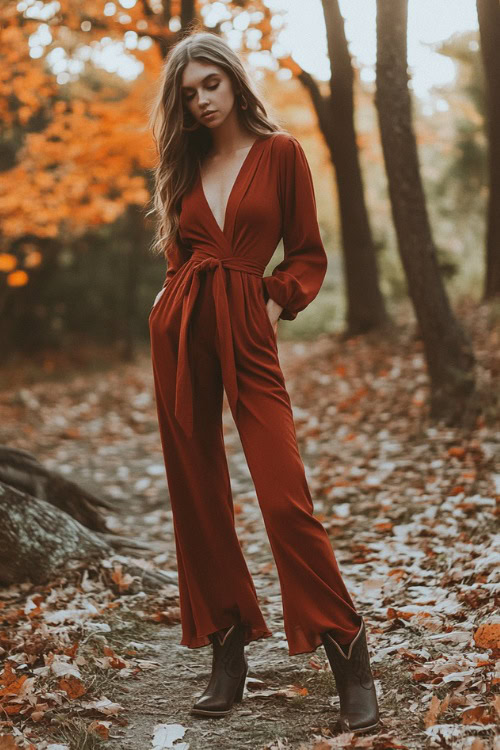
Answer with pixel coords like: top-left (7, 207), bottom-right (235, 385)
top-left (199, 146), bottom-right (254, 234)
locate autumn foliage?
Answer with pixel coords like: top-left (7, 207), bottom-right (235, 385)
top-left (0, 2), bottom-right (161, 291)
top-left (0, 0), bottom-right (280, 290)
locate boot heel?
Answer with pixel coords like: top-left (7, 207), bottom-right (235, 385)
top-left (234, 666), bottom-right (247, 703)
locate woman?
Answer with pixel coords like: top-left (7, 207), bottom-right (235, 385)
top-left (147, 30), bottom-right (380, 734)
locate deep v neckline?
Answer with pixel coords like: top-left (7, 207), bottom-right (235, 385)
top-left (198, 137), bottom-right (261, 237)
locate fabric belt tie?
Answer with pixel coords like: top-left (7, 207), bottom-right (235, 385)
top-left (175, 250), bottom-right (266, 438)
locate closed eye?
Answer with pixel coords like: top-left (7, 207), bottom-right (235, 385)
top-left (184, 82), bottom-right (219, 101)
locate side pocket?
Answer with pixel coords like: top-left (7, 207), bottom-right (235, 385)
top-left (259, 280), bottom-right (278, 344)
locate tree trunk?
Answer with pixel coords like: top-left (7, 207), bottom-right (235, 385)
top-left (0, 481), bottom-right (110, 585)
top-left (375, 0), bottom-right (476, 423)
top-left (181, 0), bottom-right (196, 31)
top-left (304, 0), bottom-right (388, 336)
top-left (0, 445), bottom-right (114, 533)
top-left (156, 1), bottom-right (198, 60)
top-left (0, 479), bottom-right (173, 590)
top-left (477, 0), bottom-right (500, 299)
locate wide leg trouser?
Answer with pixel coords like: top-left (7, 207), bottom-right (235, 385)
top-left (149, 274), bottom-right (362, 656)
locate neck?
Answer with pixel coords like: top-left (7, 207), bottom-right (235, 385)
top-left (208, 107), bottom-right (254, 156)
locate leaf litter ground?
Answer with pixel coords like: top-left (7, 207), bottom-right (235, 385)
top-left (0, 301), bottom-right (498, 750)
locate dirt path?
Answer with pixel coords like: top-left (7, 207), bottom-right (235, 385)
top-left (0, 307), bottom-right (498, 749)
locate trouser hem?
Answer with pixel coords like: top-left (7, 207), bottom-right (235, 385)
top-left (180, 625), bottom-right (274, 650)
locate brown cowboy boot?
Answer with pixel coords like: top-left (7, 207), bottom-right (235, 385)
top-left (190, 623), bottom-right (248, 717)
top-left (321, 617), bottom-right (380, 734)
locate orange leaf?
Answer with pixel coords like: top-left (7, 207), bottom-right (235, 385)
top-left (424, 694), bottom-right (442, 727)
top-left (0, 253), bottom-right (17, 272)
top-left (258, 562), bottom-right (274, 574)
top-left (493, 695), bottom-right (500, 717)
top-left (89, 721), bottom-right (110, 739)
top-left (0, 673), bottom-right (27, 698)
top-left (7, 270), bottom-right (28, 287)
top-left (0, 662), bottom-right (17, 687)
top-left (412, 670), bottom-right (431, 682)
top-left (462, 706), bottom-right (494, 725)
top-left (440, 694), bottom-right (450, 712)
top-left (0, 735), bottom-right (21, 749)
top-left (3, 705), bottom-right (22, 715)
top-left (103, 647), bottom-right (127, 669)
top-left (474, 623), bottom-right (500, 650)
top-left (150, 607), bottom-right (181, 624)
top-left (375, 521), bottom-right (393, 532)
top-left (388, 569), bottom-right (407, 580)
top-left (448, 446), bottom-right (465, 458)
top-left (64, 641), bottom-right (79, 659)
top-left (387, 607), bottom-right (414, 621)
top-left (308, 657), bottom-right (324, 671)
top-left (111, 564), bottom-right (133, 592)
top-left (111, 656), bottom-right (127, 668)
top-left (58, 676), bottom-right (87, 699)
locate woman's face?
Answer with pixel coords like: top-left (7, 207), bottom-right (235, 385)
top-left (181, 60), bottom-right (237, 129)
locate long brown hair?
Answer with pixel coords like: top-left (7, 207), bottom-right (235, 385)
top-left (146, 29), bottom-right (286, 257)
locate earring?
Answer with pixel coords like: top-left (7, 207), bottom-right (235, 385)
top-left (239, 93), bottom-right (248, 110)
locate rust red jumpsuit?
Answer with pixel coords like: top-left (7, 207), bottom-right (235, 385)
top-left (148, 132), bottom-right (362, 656)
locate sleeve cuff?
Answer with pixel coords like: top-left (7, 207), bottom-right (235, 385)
top-left (262, 274), bottom-right (300, 321)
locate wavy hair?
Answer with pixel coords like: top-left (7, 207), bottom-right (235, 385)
top-left (146, 28), bottom-right (286, 257)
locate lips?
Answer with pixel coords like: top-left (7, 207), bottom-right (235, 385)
top-left (201, 110), bottom-right (217, 119)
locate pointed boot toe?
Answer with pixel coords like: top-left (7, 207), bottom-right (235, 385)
top-left (321, 617), bottom-right (380, 734)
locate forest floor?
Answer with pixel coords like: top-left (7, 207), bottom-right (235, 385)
top-left (0, 300), bottom-right (499, 750)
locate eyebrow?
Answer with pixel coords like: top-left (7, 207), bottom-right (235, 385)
top-left (181, 73), bottom-right (220, 91)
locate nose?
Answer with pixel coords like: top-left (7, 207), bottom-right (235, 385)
top-left (198, 91), bottom-right (210, 108)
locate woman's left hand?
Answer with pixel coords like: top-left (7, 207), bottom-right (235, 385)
top-left (266, 298), bottom-right (283, 335)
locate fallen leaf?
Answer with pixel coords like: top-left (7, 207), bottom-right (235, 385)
top-left (58, 676), bottom-right (87, 699)
top-left (151, 723), bottom-right (187, 749)
top-left (424, 695), bottom-right (442, 728)
top-left (0, 736), bottom-right (20, 750)
top-left (474, 623), bottom-right (500, 650)
top-left (462, 706), bottom-right (495, 725)
top-left (89, 720), bottom-right (111, 739)
top-left (111, 565), bottom-right (134, 592)
top-left (48, 656), bottom-right (82, 679)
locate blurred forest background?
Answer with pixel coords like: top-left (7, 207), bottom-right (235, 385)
top-left (1, 0), bottom-right (498, 368)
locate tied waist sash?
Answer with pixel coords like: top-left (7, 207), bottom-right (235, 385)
top-left (175, 249), bottom-right (266, 438)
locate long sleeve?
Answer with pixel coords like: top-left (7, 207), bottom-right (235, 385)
top-left (161, 234), bottom-right (192, 289)
top-left (262, 135), bottom-right (328, 321)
